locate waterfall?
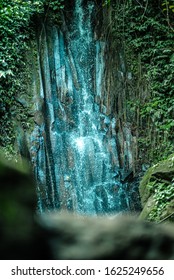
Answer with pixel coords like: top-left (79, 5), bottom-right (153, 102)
top-left (30, 0), bottom-right (133, 215)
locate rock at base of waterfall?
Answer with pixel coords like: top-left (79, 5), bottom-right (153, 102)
top-left (37, 211), bottom-right (174, 260)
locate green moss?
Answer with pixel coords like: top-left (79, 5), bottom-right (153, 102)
top-left (139, 154), bottom-right (174, 222)
top-left (138, 195), bottom-right (156, 220)
top-left (148, 181), bottom-right (174, 222)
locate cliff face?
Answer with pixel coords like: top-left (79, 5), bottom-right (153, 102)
top-left (21, 1), bottom-right (140, 214)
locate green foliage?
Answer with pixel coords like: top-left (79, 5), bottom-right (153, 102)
top-left (45, 0), bottom-right (64, 11)
top-left (43, 0), bottom-right (64, 24)
top-left (111, 0), bottom-right (174, 163)
top-left (0, 0), bottom-right (44, 158)
top-left (139, 154), bottom-right (174, 222)
top-left (148, 179), bottom-right (174, 221)
top-left (0, 0), bottom-right (64, 159)
top-left (102, 0), bottom-right (111, 7)
top-left (162, 0), bottom-right (174, 10)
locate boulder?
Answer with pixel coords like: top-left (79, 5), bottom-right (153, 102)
top-left (37, 211), bottom-right (174, 260)
top-left (139, 154), bottom-right (174, 221)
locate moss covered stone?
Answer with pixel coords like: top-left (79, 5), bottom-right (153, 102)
top-left (139, 154), bottom-right (174, 222)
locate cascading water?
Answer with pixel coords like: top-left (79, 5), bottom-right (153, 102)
top-left (30, 0), bottom-right (133, 214)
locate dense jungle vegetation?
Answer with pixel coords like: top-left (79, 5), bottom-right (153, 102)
top-left (0, 0), bottom-right (173, 163)
top-left (110, 0), bottom-right (174, 163)
top-left (0, 0), bottom-right (64, 159)
top-left (110, 0), bottom-right (174, 222)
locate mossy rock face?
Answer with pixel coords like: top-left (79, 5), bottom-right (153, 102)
top-left (139, 154), bottom-right (174, 206)
top-left (139, 154), bottom-right (174, 222)
top-left (160, 199), bottom-right (174, 221)
top-left (138, 195), bottom-right (156, 220)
